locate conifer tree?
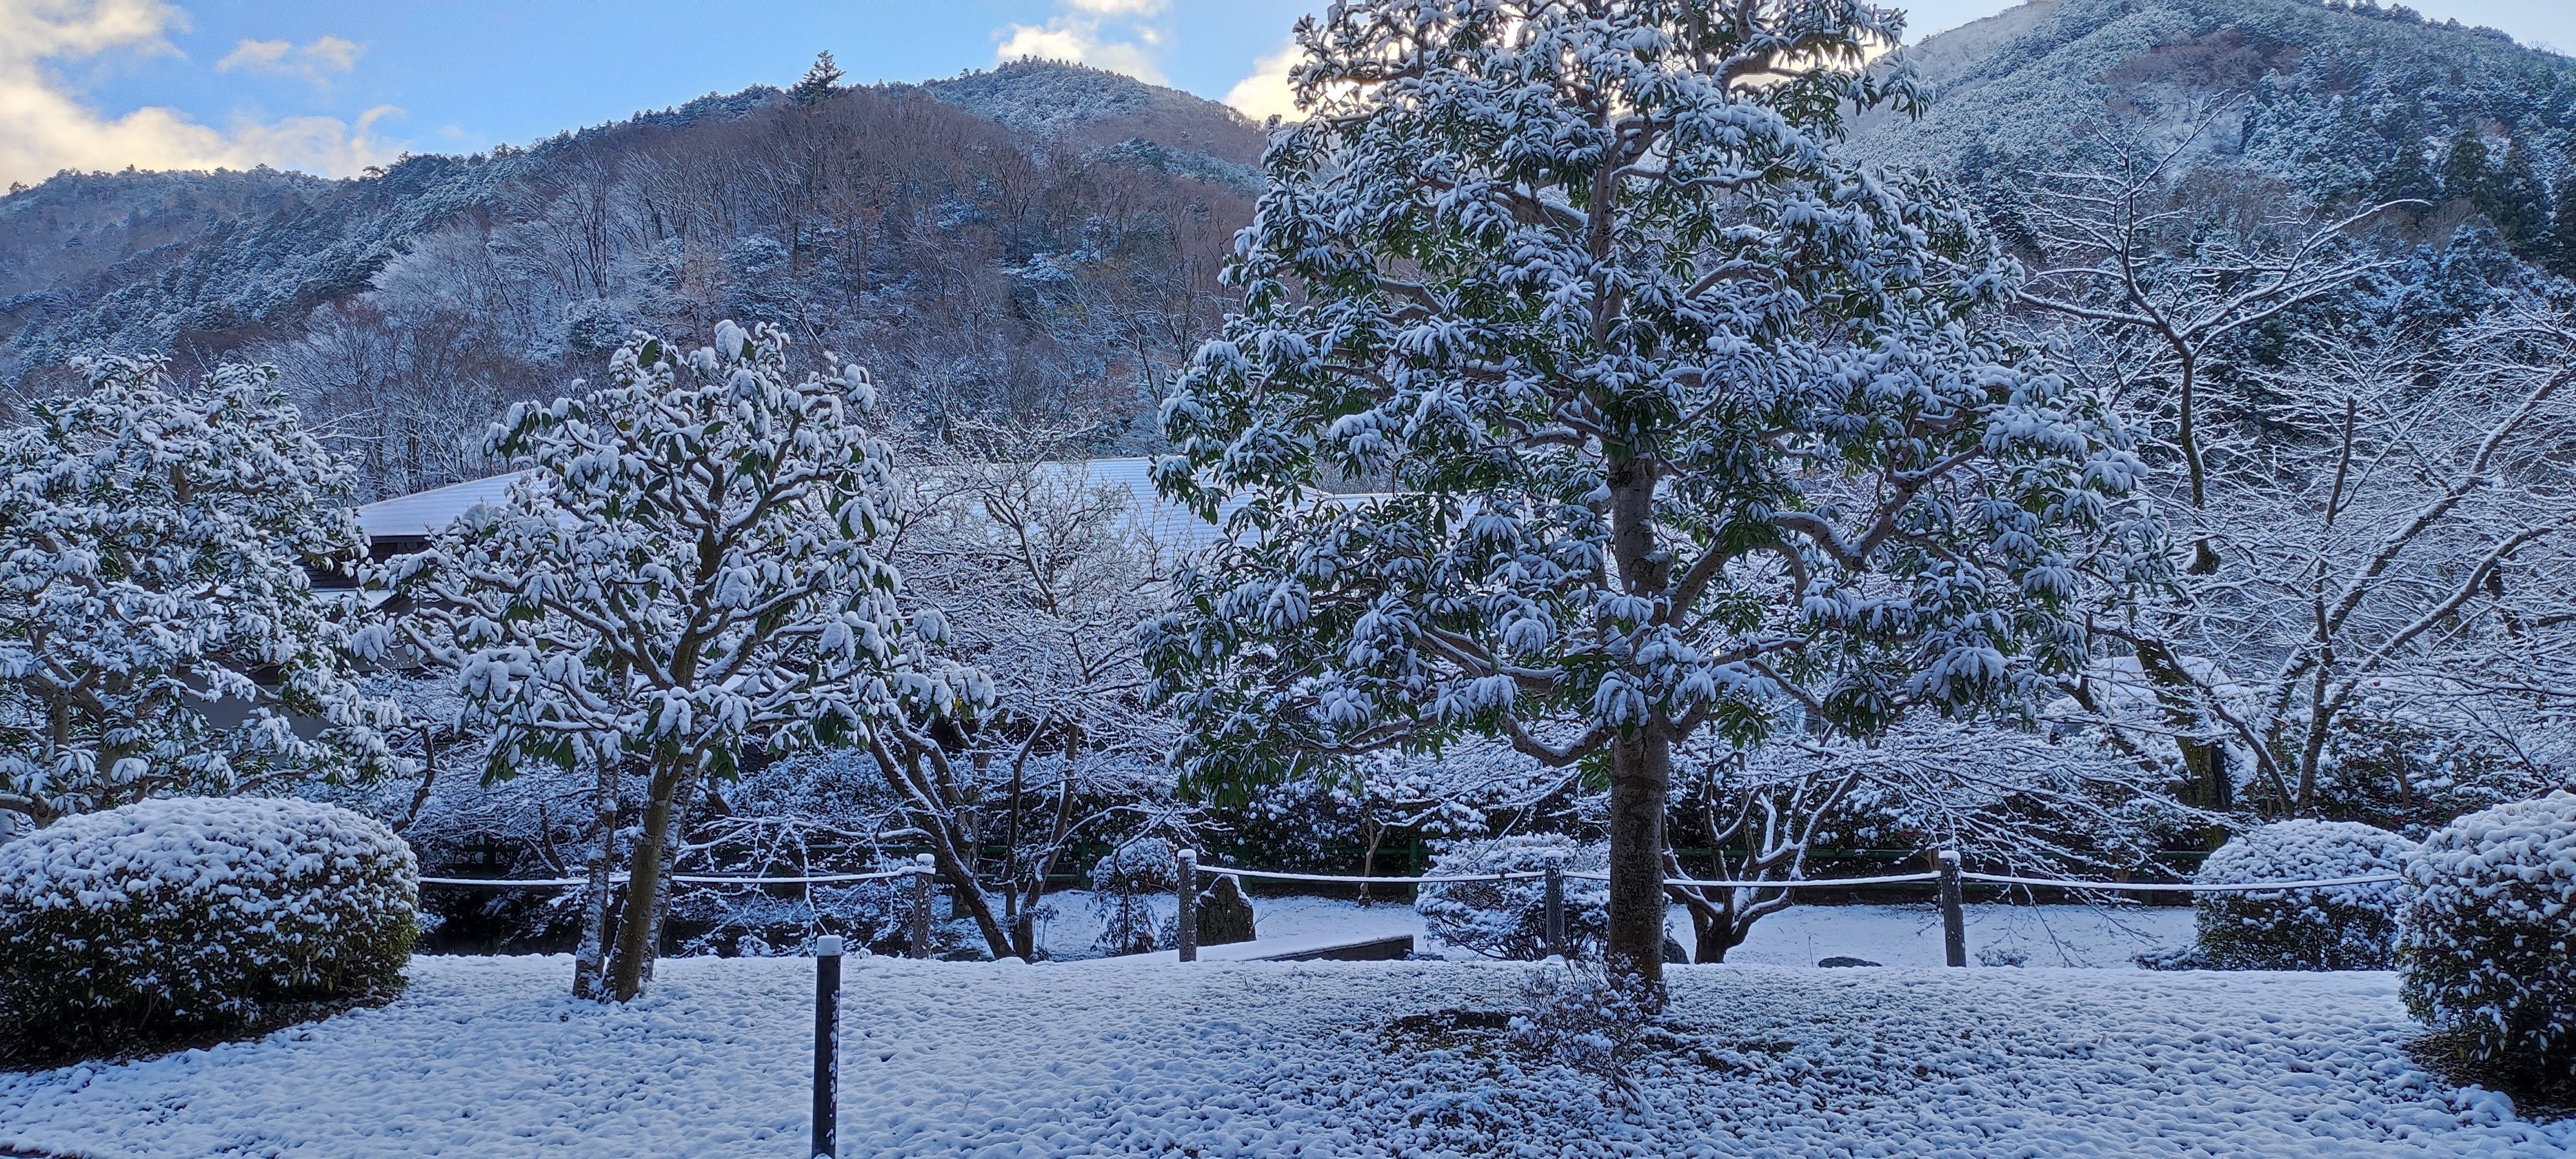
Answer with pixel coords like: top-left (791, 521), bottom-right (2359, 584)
top-left (790, 51), bottom-right (844, 107)
top-left (1144, 0), bottom-right (2143, 990)
top-left (2552, 174), bottom-right (2576, 279)
top-left (2484, 137), bottom-right (2550, 251)
top-left (2439, 125), bottom-right (2489, 201)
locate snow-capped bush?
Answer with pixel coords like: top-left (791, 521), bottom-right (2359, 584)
top-left (1089, 839), bottom-right (1176, 956)
top-left (1509, 958), bottom-right (1655, 1095)
top-left (2399, 792), bottom-right (2576, 1072)
top-left (1416, 835), bottom-right (1607, 960)
top-left (0, 797), bottom-right (419, 1047)
top-left (2193, 819), bottom-right (2413, 970)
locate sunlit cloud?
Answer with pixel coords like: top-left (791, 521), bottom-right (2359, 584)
top-left (1224, 38), bottom-right (1301, 123)
top-left (0, 1), bottom-right (400, 185)
top-left (993, 0), bottom-right (1168, 85)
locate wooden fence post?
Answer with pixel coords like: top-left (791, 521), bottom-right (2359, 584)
top-left (811, 934), bottom-right (841, 1159)
top-left (1176, 848), bottom-right (1198, 963)
top-left (1543, 866), bottom-right (1565, 956)
top-left (1938, 850), bottom-right (1966, 967)
top-left (909, 854), bottom-right (935, 959)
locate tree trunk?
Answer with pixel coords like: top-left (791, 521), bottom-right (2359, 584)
top-left (571, 755), bottom-right (624, 1000)
top-left (1606, 730), bottom-right (1671, 992)
top-left (607, 753), bottom-right (686, 1001)
top-left (635, 769), bottom-right (705, 989)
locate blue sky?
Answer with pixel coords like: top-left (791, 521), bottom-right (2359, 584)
top-left (4, 0), bottom-right (2572, 186)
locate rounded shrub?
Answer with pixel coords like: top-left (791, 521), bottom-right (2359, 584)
top-left (2399, 791), bottom-right (2576, 1072)
top-left (2194, 819), bottom-right (2413, 970)
top-left (0, 797), bottom-right (419, 1049)
top-left (1417, 835), bottom-right (1608, 960)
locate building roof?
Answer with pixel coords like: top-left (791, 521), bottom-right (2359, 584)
top-left (355, 472), bottom-right (532, 541)
top-left (350, 459), bottom-right (1363, 554)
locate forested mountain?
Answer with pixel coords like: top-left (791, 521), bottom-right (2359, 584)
top-left (7, 4), bottom-right (2575, 502)
top-left (1854, 0), bottom-right (2576, 269)
top-left (0, 61), bottom-right (1263, 497)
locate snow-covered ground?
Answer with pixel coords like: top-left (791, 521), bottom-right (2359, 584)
top-left (6, 948), bottom-right (2566, 1157)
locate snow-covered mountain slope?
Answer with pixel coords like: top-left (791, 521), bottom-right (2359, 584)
top-left (1850, 0), bottom-right (2576, 207)
top-left (0, 63), bottom-right (1261, 396)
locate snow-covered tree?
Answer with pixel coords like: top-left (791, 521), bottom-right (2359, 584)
top-left (2092, 303), bottom-right (2576, 819)
top-left (0, 356), bottom-right (401, 829)
top-left (1666, 719), bottom-right (2190, 961)
top-left (1143, 0), bottom-right (2145, 986)
top-left (374, 322), bottom-right (985, 1000)
top-left (882, 450), bottom-right (1181, 959)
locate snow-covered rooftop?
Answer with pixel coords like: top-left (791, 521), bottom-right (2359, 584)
top-left (354, 472), bottom-right (530, 542)
top-left (352, 459), bottom-right (1375, 553)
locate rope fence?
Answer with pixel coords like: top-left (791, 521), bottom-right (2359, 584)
top-left (782, 848), bottom-right (2412, 1158)
top-left (419, 866), bottom-right (922, 888)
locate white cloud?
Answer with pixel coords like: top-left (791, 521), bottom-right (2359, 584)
top-left (0, 2), bottom-right (399, 186)
top-left (214, 37), bottom-right (291, 72)
top-left (1223, 38), bottom-right (1302, 123)
top-left (217, 34), bottom-right (364, 84)
top-left (993, 0), bottom-right (1166, 85)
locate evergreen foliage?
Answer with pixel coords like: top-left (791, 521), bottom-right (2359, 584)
top-left (0, 797), bottom-right (417, 1051)
top-left (0, 356), bottom-right (401, 827)
top-left (1144, 0), bottom-right (2144, 986)
top-left (790, 52), bottom-right (845, 107)
top-left (2400, 792), bottom-right (2576, 1075)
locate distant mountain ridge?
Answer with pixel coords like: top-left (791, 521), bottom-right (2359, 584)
top-left (0, 61), bottom-right (1262, 387)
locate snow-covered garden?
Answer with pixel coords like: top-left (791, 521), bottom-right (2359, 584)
top-left (8, 0), bottom-right (2576, 1155)
top-left (7, 951), bottom-right (2569, 1158)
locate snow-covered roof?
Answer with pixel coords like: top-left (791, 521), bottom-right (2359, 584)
top-left (355, 472), bottom-right (531, 541)
top-left (350, 458), bottom-right (1380, 555)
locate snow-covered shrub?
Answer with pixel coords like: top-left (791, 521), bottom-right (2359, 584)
top-left (1088, 839), bottom-right (1174, 956)
top-left (1416, 836), bottom-right (1607, 960)
top-left (1508, 959), bottom-right (1655, 1097)
top-left (0, 797), bottom-right (419, 1046)
top-left (2399, 792), bottom-right (2576, 1072)
top-left (2192, 820), bottom-right (2413, 970)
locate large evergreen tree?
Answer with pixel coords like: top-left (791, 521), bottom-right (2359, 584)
top-left (2484, 136), bottom-right (2551, 251)
top-left (1143, 0), bottom-right (2144, 987)
top-left (2553, 174), bottom-right (2576, 279)
top-left (2440, 125), bottom-right (2490, 201)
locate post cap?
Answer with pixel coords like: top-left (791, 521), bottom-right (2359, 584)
top-left (914, 853), bottom-right (935, 866)
top-left (814, 935), bottom-right (844, 956)
top-left (1937, 849), bottom-right (1960, 864)
top-left (1177, 847), bottom-right (1196, 861)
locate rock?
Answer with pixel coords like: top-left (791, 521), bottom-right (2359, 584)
top-left (1818, 956), bottom-right (1883, 967)
top-left (1196, 875), bottom-right (1256, 946)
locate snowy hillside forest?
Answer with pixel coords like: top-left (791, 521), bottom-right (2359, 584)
top-left (0, 60), bottom-right (1261, 500)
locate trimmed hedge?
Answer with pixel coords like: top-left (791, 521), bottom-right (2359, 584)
top-left (0, 797), bottom-right (419, 1049)
top-left (2400, 792), bottom-right (2576, 1072)
top-left (2194, 819), bottom-right (2413, 970)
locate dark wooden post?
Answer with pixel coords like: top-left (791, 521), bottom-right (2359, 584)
top-left (909, 854), bottom-right (935, 959)
top-left (1938, 850), bottom-right (1966, 967)
top-left (1175, 848), bottom-right (1198, 963)
top-left (1543, 866), bottom-right (1565, 956)
top-left (811, 934), bottom-right (842, 1159)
